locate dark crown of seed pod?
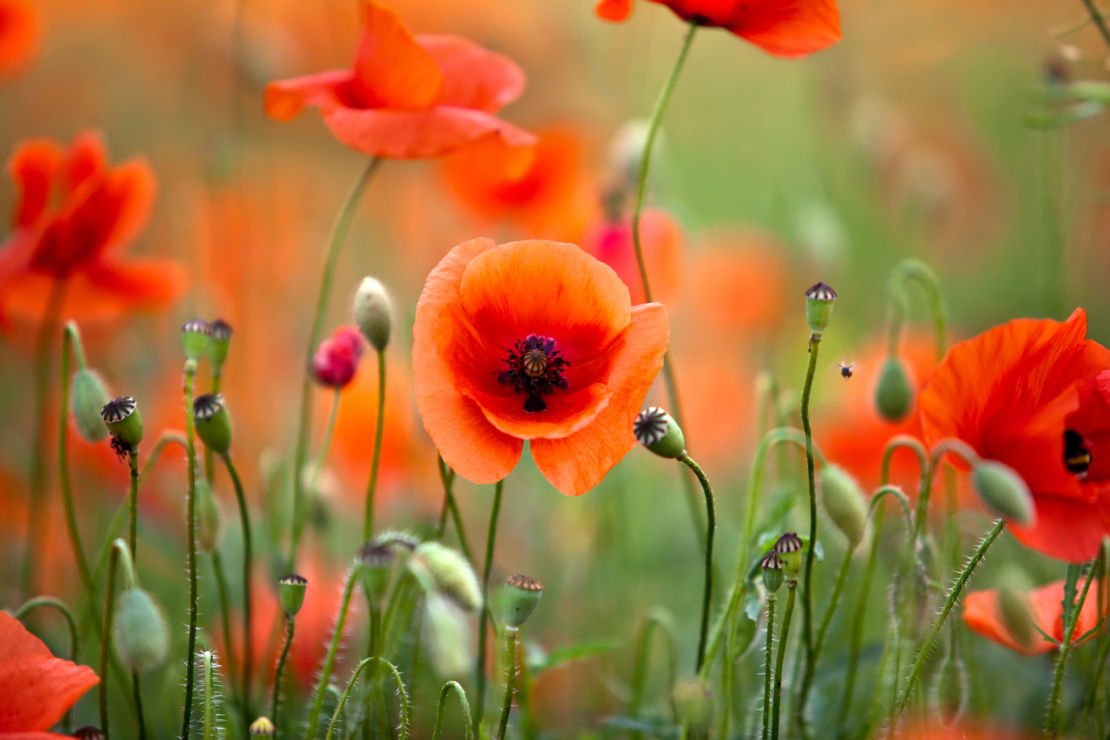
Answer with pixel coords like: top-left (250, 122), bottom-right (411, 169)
top-left (507, 574), bottom-right (543, 591)
top-left (210, 319), bottom-right (233, 340)
top-left (805, 282), bottom-right (837, 301)
top-left (73, 727), bottom-right (107, 740)
top-left (279, 573), bottom-right (307, 587)
top-left (358, 540), bottom-right (395, 568)
top-left (633, 407), bottom-right (669, 446)
top-left (774, 532), bottom-right (803, 554)
top-left (182, 318), bottom-right (212, 335)
top-left (100, 396), bottom-right (136, 424)
top-left (760, 551), bottom-right (782, 569)
top-left (193, 393), bottom-right (225, 420)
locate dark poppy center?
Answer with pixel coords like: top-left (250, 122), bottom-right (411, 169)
top-left (496, 334), bottom-right (570, 413)
top-left (1064, 428), bottom-right (1091, 478)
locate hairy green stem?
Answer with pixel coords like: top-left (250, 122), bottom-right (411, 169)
top-left (58, 321), bottom-right (92, 593)
top-left (436, 458), bottom-right (473, 564)
top-left (100, 539), bottom-right (137, 739)
top-left (762, 593), bottom-right (777, 740)
top-left (680, 455), bottom-right (715, 672)
top-left (304, 566), bottom-right (359, 739)
top-left (203, 651), bottom-right (214, 740)
top-left (770, 585), bottom-right (797, 740)
top-left (182, 359), bottom-right (200, 740)
top-left (433, 681), bottom-right (474, 740)
top-left (15, 596), bottom-right (78, 661)
top-left (497, 629), bottom-right (519, 740)
top-left (127, 449), bottom-right (140, 559)
top-left (209, 549), bottom-right (238, 711)
top-left (223, 452), bottom-right (253, 726)
top-left (272, 617), bottom-right (294, 728)
top-left (796, 544), bottom-right (855, 720)
top-left (364, 348), bottom-right (387, 540)
top-left (475, 478), bottom-right (505, 727)
top-left (1046, 562), bottom-right (1097, 737)
top-left (325, 657), bottom-right (408, 740)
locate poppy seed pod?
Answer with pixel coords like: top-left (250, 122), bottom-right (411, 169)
top-left (820, 464), bottom-right (868, 548)
top-left (249, 717), bottom-right (276, 736)
top-left (100, 397), bottom-right (143, 451)
top-left (181, 318), bottom-right (212, 361)
top-left (278, 574), bottom-right (308, 617)
top-left (193, 393), bottom-right (232, 454)
top-left (357, 540), bottom-right (395, 607)
top-left (114, 587), bottom-right (169, 672)
top-left (972, 461), bottom-right (1035, 526)
top-left (196, 480), bottom-right (221, 552)
top-left (804, 282), bottom-right (837, 335)
top-left (760, 551), bottom-right (784, 594)
top-left (354, 277), bottom-right (393, 351)
top-left (71, 368), bottom-right (111, 443)
top-left (633, 406), bottom-right (686, 459)
top-left (875, 356), bottom-right (913, 422)
top-left (774, 532), bottom-right (804, 581)
top-left (934, 651), bottom-right (967, 727)
top-left (998, 585), bottom-right (1035, 650)
top-left (208, 319), bottom-right (233, 374)
top-left (410, 542), bottom-right (482, 613)
top-left (503, 574), bottom-right (543, 629)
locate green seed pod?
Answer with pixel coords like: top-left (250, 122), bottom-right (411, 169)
top-left (804, 282), bottom-right (837, 335)
top-left (761, 551), bottom-right (784, 594)
top-left (633, 407), bottom-right (686, 459)
top-left (972, 461), bottom-right (1035, 526)
top-left (934, 651), bottom-right (967, 727)
top-left (71, 368), bottom-right (111, 443)
top-left (774, 533), bottom-right (804, 582)
top-left (998, 585), bottom-right (1035, 650)
top-left (278, 574), bottom-right (307, 617)
top-left (114, 588), bottom-right (169, 672)
top-left (194, 393), bottom-right (233, 455)
top-left (357, 540), bottom-right (395, 607)
top-left (249, 717), bottom-right (276, 736)
top-left (875, 356), bottom-right (913, 422)
top-left (820, 464), bottom-right (868, 548)
top-left (354, 277), bottom-right (393, 352)
top-left (181, 318), bottom-right (212, 361)
top-left (208, 319), bottom-right (233, 375)
top-left (100, 397), bottom-right (143, 451)
top-left (503, 574), bottom-right (543, 629)
top-left (672, 679), bottom-right (713, 735)
top-left (410, 542), bottom-right (482, 613)
top-left (196, 479), bottom-right (221, 553)
top-left (422, 591), bottom-right (473, 677)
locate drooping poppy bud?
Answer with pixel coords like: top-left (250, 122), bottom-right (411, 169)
top-left (633, 406), bottom-right (686, 459)
top-left (503, 574), bottom-right (543, 629)
top-left (278, 574), bottom-right (308, 618)
top-left (357, 540), bottom-right (395, 608)
top-left (998, 585), bottom-right (1035, 651)
top-left (972, 461), bottom-right (1035, 526)
top-left (761, 551), bottom-right (784, 594)
top-left (875, 356), bottom-right (913, 422)
top-left (934, 650), bottom-right (967, 726)
top-left (197, 480), bottom-right (221, 553)
top-left (410, 542), bottom-right (482, 614)
top-left (100, 396), bottom-right (143, 451)
top-left (312, 326), bottom-right (364, 388)
top-left (354, 277), bottom-right (393, 352)
top-left (804, 282), bottom-right (837, 335)
top-left (114, 587), bottom-right (169, 672)
top-left (673, 679), bottom-right (713, 735)
top-left (208, 319), bottom-right (234, 375)
top-left (193, 393), bottom-right (233, 455)
top-left (71, 368), bottom-right (111, 443)
top-left (774, 533), bottom-right (804, 581)
top-left (820, 464), bottom-right (868, 548)
top-left (422, 591), bottom-right (473, 678)
top-left (249, 717), bottom-right (276, 736)
top-left (181, 318), bottom-right (212, 361)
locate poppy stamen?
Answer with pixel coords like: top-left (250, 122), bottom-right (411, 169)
top-left (1065, 429), bottom-right (1092, 479)
top-left (497, 333), bottom-right (570, 413)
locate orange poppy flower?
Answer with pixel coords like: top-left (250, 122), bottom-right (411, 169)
top-left (264, 0), bottom-right (536, 159)
top-left (919, 309), bottom-right (1110, 562)
top-left (0, 0), bottom-right (38, 79)
top-left (413, 238), bottom-right (669, 496)
top-left (594, 0), bottom-right (841, 59)
top-left (581, 208), bottom-right (683, 310)
top-left (0, 612), bottom-right (98, 736)
top-left (964, 579), bottom-right (1101, 656)
top-left (0, 131), bottom-right (186, 324)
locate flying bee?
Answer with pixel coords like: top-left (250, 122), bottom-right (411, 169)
top-left (838, 362), bottom-right (854, 380)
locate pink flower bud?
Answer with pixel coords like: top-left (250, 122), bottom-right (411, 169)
top-left (312, 326), bottom-right (364, 388)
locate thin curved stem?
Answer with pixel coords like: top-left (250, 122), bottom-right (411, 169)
top-left (630, 607), bottom-right (678, 728)
top-left (762, 594), bottom-right (777, 740)
top-left (222, 453), bottom-right (253, 725)
top-left (304, 566), bottom-right (359, 739)
top-left (680, 455), bottom-right (715, 672)
top-left (14, 596), bottom-right (78, 661)
top-left (58, 322), bottom-right (92, 593)
top-left (140, 430), bottom-right (188, 479)
top-left (433, 681), bottom-right (474, 740)
top-left (100, 539), bottom-right (136, 739)
top-left (770, 585), bottom-right (797, 740)
top-left (209, 549), bottom-right (238, 711)
top-left (799, 334), bottom-right (822, 709)
top-left (475, 478), bottom-right (505, 728)
top-left (182, 359), bottom-right (200, 740)
top-left (272, 617), bottom-right (294, 728)
top-left (1046, 563), bottom-right (1097, 737)
top-left (1083, 0), bottom-right (1110, 48)
top-left (307, 388), bottom-right (342, 503)
top-left (885, 259), bottom-right (947, 361)
top-left (496, 629), bottom-right (519, 740)
top-left (364, 348), bottom-right (387, 540)
top-left (797, 544), bottom-right (856, 719)
top-left (325, 656), bottom-right (408, 740)
top-left (436, 458), bottom-right (473, 564)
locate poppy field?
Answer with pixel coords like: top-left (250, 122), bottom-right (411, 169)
top-left (5, 0), bottom-right (1110, 739)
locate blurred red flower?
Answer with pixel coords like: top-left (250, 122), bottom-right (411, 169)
top-left (594, 0), bottom-right (841, 58)
top-left (582, 208), bottom-right (683, 310)
top-left (0, 611), bottom-right (98, 735)
top-left (265, 0), bottom-right (536, 159)
top-left (312, 326), bottom-right (364, 388)
top-left (920, 309), bottom-right (1110, 562)
top-left (964, 579), bottom-right (1101, 656)
top-left (413, 238), bottom-right (668, 495)
top-left (0, 0), bottom-right (38, 79)
top-left (0, 131), bottom-right (186, 324)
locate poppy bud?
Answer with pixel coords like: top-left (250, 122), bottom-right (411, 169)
top-left (197, 480), bottom-right (221, 552)
top-left (672, 679), bottom-right (713, 734)
top-left (607, 118), bottom-right (653, 195)
top-left (312, 327), bottom-right (364, 388)
top-left (422, 591), bottom-right (473, 678)
top-left (972, 460), bottom-right (1035, 526)
top-left (633, 406), bottom-right (686, 459)
top-left (71, 368), bottom-right (111, 443)
top-left (376, 530), bottom-right (421, 551)
top-left (761, 551), bottom-right (784, 594)
top-left (354, 277), bottom-right (393, 352)
top-left (100, 397), bottom-right (143, 451)
top-left (208, 319), bottom-right (233, 374)
top-left (278, 574), bottom-right (307, 617)
top-left (934, 651), bottom-right (967, 726)
top-left (503, 574), bottom-right (543, 629)
top-left (998, 585), bottom-right (1035, 650)
top-left (114, 587), bottom-right (169, 672)
top-left (249, 717), bottom-right (276, 736)
top-left (410, 542), bottom-right (482, 614)
top-left (820, 464), bottom-right (868, 548)
top-left (804, 282), bottom-right (837, 335)
top-left (181, 319), bottom-right (212, 361)
top-left (774, 533), bottom-right (804, 581)
top-left (357, 540), bottom-right (395, 607)
top-left (73, 728), bottom-right (106, 740)
top-left (193, 393), bottom-right (233, 455)
top-left (875, 356), bottom-right (913, 422)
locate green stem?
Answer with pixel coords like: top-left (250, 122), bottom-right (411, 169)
top-left (762, 593), bottom-right (777, 740)
top-left (800, 334), bottom-right (822, 697)
top-left (203, 651), bottom-right (214, 740)
top-left (100, 539), bottom-right (137, 739)
top-left (304, 565), bottom-right (359, 739)
top-left (364, 348), bottom-right (387, 540)
top-left (14, 596), bottom-right (78, 661)
top-left (272, 617), bottom-right (294, 728)
top-left (497, 629), bottom-right (519, 740)
top-left (1081, 548), bottom-right (1110, 733)
top-left (141, 430), bottom-right (189, 479)
top-left (1083, 0), bottom-right (1110, 48)
top-left (209, 549), bottom-right (238, 712)
top-left (433, 681), bottom-right (474, 740)
top-left (133, 672), bottom-right (145, 740)
top-left (308, 388), bottom-right (342, 502)
top-left (475, 478), bottom-right (505, 728)
top-left (59, 321), bottom-right (92, 593)
top-left (629, 608), bottom-right (678, 730)
top-left (436, 458), bottom-right (474, 564)
top-left (127, 449), bottom-right (140, 560)
top-left (222, 453), bottom-right (253, 724)
top-left (182, 359), bottom-right (201, 740)
top-left (680, 455), bottom-right (715, 672)
top-left (885, 259), bottom-right (947, 362)
top-left (326, 656), bottom-right (409, 740)
top-left (203, 373), bottom-right (222, 486)
top-left (797, 544), bottom-right (855, 720)
top-left (770, 585), bottom-right (797, 740)
top-left (291, 157), bottom-right (382, 570)
top-left (1046, 561), bottom-right (1097, 737)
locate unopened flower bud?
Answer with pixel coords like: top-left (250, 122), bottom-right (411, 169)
top-left (804, 282), bottom-right (837, 335)
top-left (422, 591), bottom-right (473, 677)
top-left (821, 464), bottom-right (868, 548)
top-left (249, 717), bottom-right (276, 736)
top-left (357, 540), bottom-right (395, 607)
top-left (761, 551), bottom-right (784, 594)
top-left (193, 393), bottom-right (232, 455)
top-left (875, 356), bottom-right (913, 422)
top-left (354, 277), bottom-right (393, 352)
top-left (100, 397), bottom-right (143, 451)
top-left (278, 574), bottom-right (307, 617)
top-left (633, 406), bottom-right (686, 459)
top-left (998, 585), bottom-right (1035, 650)
top-left (208, 319), bottom-right (233, 374)
top-left (934, 651), bottom-right (967, 726)
top-left (774, 533), bottom-right (804, 581)
top-left (607, 118), bottom-right (653, 195)
top-left (672, 678), bottom-right (713, 734)
top-left (71, 369), bottom-right (111, 443)
top-left (114, 587), bottom-right (169, 672)
top-left (972, 461), bottom-right (1035, 526)
top-left (312, 326), bottom-right (364, 388)
top-left (197, 480), bottom-right (221, 552)
top-left (503, 574), bottom-right (543, 629)
top-left (410, 542), bottom-right (482, 613)
top-left (375, 530), bottom-right (421, 551)
top-left (181, 319), bottom-right (212, 361)
top-left (73, 727), bottom-right (106, 740)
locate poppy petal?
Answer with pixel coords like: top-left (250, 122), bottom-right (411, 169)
top-left (595, 0), bottom-right (634, 22)
top-left (465, 383), bottom-right (613, 440)
top-left (1008, 492), bottom-right (1110, 563)
top-left (0, 0), bottom-right (40, 78)
top-left (7, 138), bottom-right (62, 228)
top-left (264, 70), bottom-right (353, 122)
top-left (414, 237), bottom-right (523, 484)
top-left (531, 302), bottom-right (669, 495)
top-left (418, 35), bottom-right (526, 113)
top-left (84, 158), bottom-right (157, 259)
top-left (0, 612), bottom-right (51, 661)
top-left (63, 130), bottom-right (107, 196)
top-left (963, 589), bottom-right (1055, 656)
top-left (724, 0), bottom-right (842, 59)
top-left (350, 0), bottom-right (442, 110)
top-left (0, 655), bottom-right (98, 731)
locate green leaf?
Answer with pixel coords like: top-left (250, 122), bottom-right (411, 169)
top-left (527, 639), bottom-right (620, 675)
top-left (1070, 81), bottom-right (1110, 104)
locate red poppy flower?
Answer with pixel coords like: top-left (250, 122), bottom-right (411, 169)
top-left (264, 0), bottom-right (536, 159)
top-left (964, 579), bottom-right (1101, 656)
top-left (0, 131), bottom-right (186, 324)
top-left (312, 326), bottom-right (364, 388)
top-left (0, 0), bottom-right (38, 79)
top-left (413, 238), bottom-right (669, 496)
top-left (594, 0), bottom-right (841, 59)
top-left (582, 208), bottom-right (683, 310)
top-left (919, 309), bottom-right (1110, 562)
top-left (0, 612), bottom-right (98, 736)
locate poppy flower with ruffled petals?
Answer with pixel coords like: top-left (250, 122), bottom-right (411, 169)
top-left (265, 0), bottom-right (536, 159)
top-left (594, 0), bottom-right (841, 59)
top-left (0, 131), bottom-right (186, 325)
top-left (920, 309), bottom-right (1110, 562)
top-left (0, 0), bottom-right (38, 79)
top-left (0, 612), bottom-right (99, 736)
top-left (964, 579), bottom-right (1101, 656)
top-left (413, 238), bottom-right (669, 496)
